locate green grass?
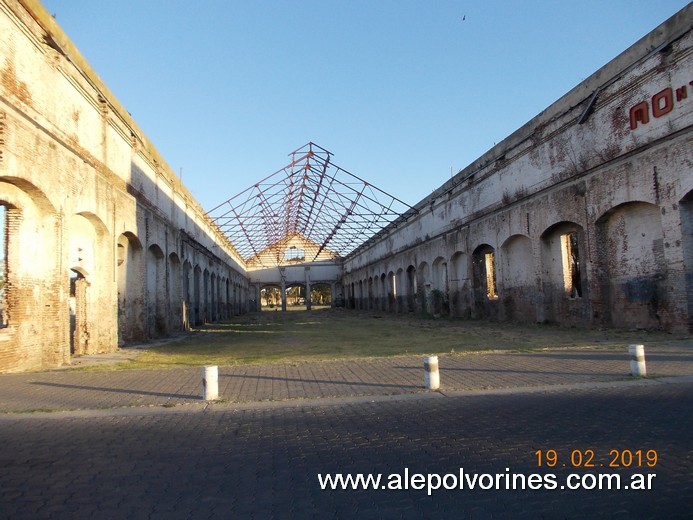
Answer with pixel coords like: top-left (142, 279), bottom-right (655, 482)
top-left (102, 308), bottom-right (690, 370)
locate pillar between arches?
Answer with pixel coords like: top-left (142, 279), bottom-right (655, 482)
top-left (280, 280), bottom-right (287, 312)
top-left (305, 267), bottom-right (312, 311)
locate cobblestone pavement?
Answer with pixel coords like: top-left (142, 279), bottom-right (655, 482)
top-left (0, 344), bottom-right (691, 413)
top-left (0, 379), bottom-right (691, 519)
top-left (1, 344), bottom-right (691, 518)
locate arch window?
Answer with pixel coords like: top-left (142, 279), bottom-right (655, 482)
top-left (541, 222), bottom-right (585, 303)
top-left (473, 245), bottom-right (498, 301)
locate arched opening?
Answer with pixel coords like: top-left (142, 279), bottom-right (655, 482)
top-left (596, 202), bottom-right (666, 329)
top-left (233, 282), bottom-right (239, 315)
top-left (540, 222), bottom-right (587, 325)
top-left (117, 232), bottom-right (144, 343)
top-left (417, 262), bottom-right (432, 315)
top-left (169, 253), bottom-right (182, 331)
top-left (0, 203), bottom-right (12, 328)
top-left (260, 285), bottom-right (282, 310)
top-left (240, 283), bottom-right (247, 313)
top-left (450, 252), bottom-right (469, 318)
top-left (368, 277), bottom-right (374, 310)
top-left (219, 277), bottom-right (227, 320)
top-left (235, 283), bottom-right (246, 315)
top-left (432, 257), bottom-right (449, 316)
top-left (183, 260), bottom-right (192, 329)
top-left (333, 281), bottom-right (344, 307)
top-left (310, 283), bottom-right (332, 308)
top-left (387, 271), bottom-right (396, 313)
top-left (406, 265), bottom-right (416, 313)
top-left (147, 244), bottom-right (167, 337)
top-left (472, 244), bottom-right (498, 319)
top-left (379, 273), bottom-right (387, 311)
top-left (286, 284), bottom-right (306, 307)
top-left (395, 268), bottom-right (405, 313)
top-left (217, 275), bottom-right (223, 320)
top-left (203, 269), bottom-right (210, 323)
top-left (680, 190), bottom-right (693, 332)
top-left (68, 213), bottom-right (109, 353)
top-left (193, 265), bottom-right (202, 326)
top-left (0, 178), bottom-right (62, 370)
top-left (69, 268), bottom-right (89, 355)
top-left (210, 273), bottom-right (217, 322)
top-left (500, 234), bottom-right (535, 322)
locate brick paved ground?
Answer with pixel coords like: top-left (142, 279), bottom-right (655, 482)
top-left (0, 344), bottom-right (691, 413)
top-left (0, 380), bottom-right (691, 519)
top-left (0, 343), bottom-right (691, 518)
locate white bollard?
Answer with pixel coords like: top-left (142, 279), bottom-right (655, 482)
top-left (424, 355), bottom-right (440, 390)
top-left (629, 344), bottom-right (647, 377)
top-left (203, 365), bottom-right (219, 400)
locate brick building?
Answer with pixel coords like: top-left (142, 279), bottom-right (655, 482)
top-left (343, 5), bottom-right (693, 332)
top-left (0, 1), bottom-right (691, 372)
top-left (0, 0), bottom-right (247, 372)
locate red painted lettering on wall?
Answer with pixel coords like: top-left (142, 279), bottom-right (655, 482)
top-left (629, 102), bottom-right (649, 129)
top-left (652, 88), bottom-right (673, 117)
top-left (628, 82), bottom-right (691, 130)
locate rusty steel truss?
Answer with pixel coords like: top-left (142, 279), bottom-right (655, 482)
top-left (208, 143), bottom-right (417, 265)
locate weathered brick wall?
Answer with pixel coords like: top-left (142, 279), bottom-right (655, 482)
top-left (344, 5), bottom-right (693, 333)
top-left (0, 0), bottom-right (249, 372)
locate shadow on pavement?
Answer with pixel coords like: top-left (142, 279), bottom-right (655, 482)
top-left (220, 373), bottom-right (419, 389)
top-left (31, 381), bottom-right (198, 400)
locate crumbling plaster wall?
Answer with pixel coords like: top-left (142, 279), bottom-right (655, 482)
top-left (0, 0), bottom-right (248, 372)
top-left (344, 6), bottom-right (693, 332)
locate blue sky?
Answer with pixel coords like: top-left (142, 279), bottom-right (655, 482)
top-left (41, 0), bottom-right (690, 211)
